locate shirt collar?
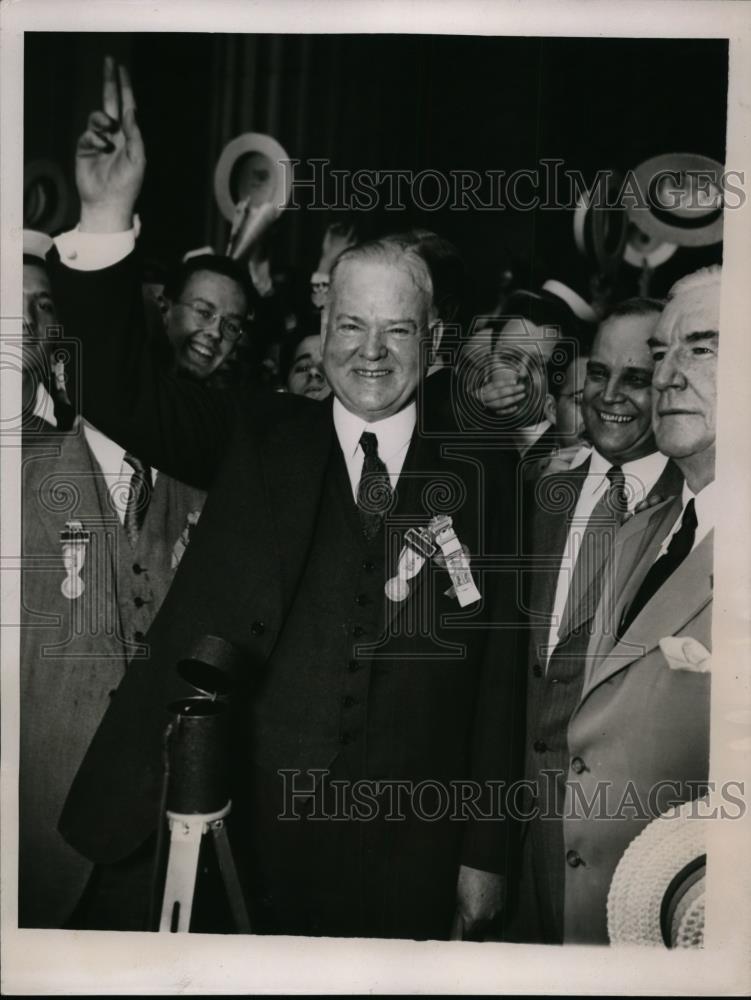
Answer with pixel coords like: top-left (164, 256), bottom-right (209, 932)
top-left (33, 383), bottom-right (57, 427)
top-left (81, 420), bottom-right (127, 477)
top-left (588, 448), bottom-right (669, 508)
top-left (333, 398), bottom-right (416, 462)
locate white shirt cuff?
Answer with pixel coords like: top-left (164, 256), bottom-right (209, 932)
top-left (54, 226), bottom-right (136, 271)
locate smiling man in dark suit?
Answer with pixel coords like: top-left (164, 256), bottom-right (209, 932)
top-left (51, 60), bottom-right (522, 940)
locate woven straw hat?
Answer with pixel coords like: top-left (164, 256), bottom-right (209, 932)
top-left (607, 797), bottom-right (707, 948)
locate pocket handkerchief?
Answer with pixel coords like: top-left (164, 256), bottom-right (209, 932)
top-left (659, 636), bottom-right (711, 673)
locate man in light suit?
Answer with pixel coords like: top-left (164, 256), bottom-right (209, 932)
top-left (562, 266), bottom-right (720, 944)
top-left (513, 298), bottom-right (683, 943)
top-left (51, 60), bottom-right (521, 940)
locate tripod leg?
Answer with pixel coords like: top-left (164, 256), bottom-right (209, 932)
top-left (211, 821), bottom-right (252, 933)
top-left (159, 817), bottom-right (203, 932)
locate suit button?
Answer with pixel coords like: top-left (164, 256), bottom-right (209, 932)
top-left (354, 594), bottom-right (369, 606)
top-left (132, 562), bottom-right (144, 574)
top-left (532, 664), bottom-right (542, 678)
top-left (348, 659), bottom-right (361, 672)
top-left (133, 596), bottom-right (145, 608)
top-left (533, 739), bottom-right (548, 753)
top-left (362, 560), bottom-right (375, 572)
top-left (134, 630), bottom-right (145, 642)
top-left (250, 620), bottom-right (265, 636)
top-left (571, 756), bottom-right (586, 774)
top-left (342, 695), bottom-right (356, 708)
top-left (566, 849), bottom-right (584, 868)
top-left (352, 625), bottom-right (365, 638)
top-left (340, 731), bottom-right (353, 745)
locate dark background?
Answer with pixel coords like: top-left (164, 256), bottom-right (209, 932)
top-left (24, 33), bottom-right (728, 307)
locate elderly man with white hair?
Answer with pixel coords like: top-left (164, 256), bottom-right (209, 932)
top-left (558, 266), bottom-right (720, 944)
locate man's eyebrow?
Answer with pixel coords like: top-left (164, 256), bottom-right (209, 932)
top-left (647, 336), bottom-right (666, 349)
top-left (293, 352), bottom-right (313, 363)
top-left (685, 330), bottom-right (719, 344)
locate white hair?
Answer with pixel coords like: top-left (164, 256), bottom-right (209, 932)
top-left (667, 265), bottom-right (722, 301)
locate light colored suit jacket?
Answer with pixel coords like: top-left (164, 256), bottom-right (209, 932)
top-left (20, 427), bottom-right (205, 927)
top-left (562, 497), bottom-right (712, 944)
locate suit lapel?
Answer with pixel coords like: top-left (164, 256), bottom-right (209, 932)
top-left (580, 504), bottom-right (712, 701)
top-left (562, 458), bottom-right (682, 640)
top-left (258, 399), bottom-right (334, 613)
top-left (528, 458), bottom-right (591, 660)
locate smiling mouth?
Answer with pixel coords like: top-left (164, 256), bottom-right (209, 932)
top-left (597, 411), bottom-right (634, 424)
top-left (187, 341), bottom-right (216, 363)
top-left (354, 369), bottom-right (391, 379)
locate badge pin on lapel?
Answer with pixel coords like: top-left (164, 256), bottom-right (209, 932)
top-left (60, 520), bottom-right (90, 600)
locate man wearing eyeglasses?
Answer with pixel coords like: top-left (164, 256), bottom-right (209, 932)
top-left (159, 254), bottom-right (254, 383)
top-left (49, 60), bottom-right (522, 941)
top-left (511, 296), bottom-right (684, 944)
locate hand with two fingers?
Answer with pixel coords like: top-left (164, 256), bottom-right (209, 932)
top-left (76, 55), bottom-right (144, 233)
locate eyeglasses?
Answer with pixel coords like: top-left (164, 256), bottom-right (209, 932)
top-left (175, 299), bottom-right (248, 342)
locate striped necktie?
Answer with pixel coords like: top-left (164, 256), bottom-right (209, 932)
top-left (356, 431), bottom-right (393, 540)
top-left (123, 452), bottom-right (153, 548)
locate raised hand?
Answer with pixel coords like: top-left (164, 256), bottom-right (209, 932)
top-left (76, 56), bottom-right (145, 232)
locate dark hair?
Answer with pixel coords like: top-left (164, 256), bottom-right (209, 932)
top-left (163, 254), bottom-right (257, 314)
top-left (279, 323), bottom-right (323, 381)
top-left (603, 296), bottom-right (665, 321)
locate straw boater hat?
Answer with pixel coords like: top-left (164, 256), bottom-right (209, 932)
top-left (572, 170), bottom-right (629, 277)
top-left (24, 159), bottom-right (71, 234)
top-left (607, 797), bottom-right (707, 948)
top-left (628, 152), bottom-right (724, 249)
top-left (213, 132), bottom-right (293, 222)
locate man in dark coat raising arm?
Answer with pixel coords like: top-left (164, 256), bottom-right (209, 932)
top-left (53, 59), bottom-right (523, 939)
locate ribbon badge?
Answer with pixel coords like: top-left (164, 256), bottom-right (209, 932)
top-left (384, 527), bottom-right (436, 603)
top-left (60, 519), bottom-right (90, 600)
top-left (430, 515), bottom-right (481, 608)
top-left (384, 517), bottom-right (482, 607)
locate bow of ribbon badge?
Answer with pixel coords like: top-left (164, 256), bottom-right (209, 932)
top-left (384, 515), bottom-right (481, 608)
top-left (60, 519), bottom-right (90, 600)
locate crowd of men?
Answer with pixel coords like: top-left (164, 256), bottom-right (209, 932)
top-left (18, 60), bottom-right (717, 945)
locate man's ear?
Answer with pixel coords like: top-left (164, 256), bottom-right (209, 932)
top-left (544, 392), bottom-right (557, 426)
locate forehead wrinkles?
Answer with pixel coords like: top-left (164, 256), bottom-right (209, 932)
top-left (331, 250), bottom-right (434, 317)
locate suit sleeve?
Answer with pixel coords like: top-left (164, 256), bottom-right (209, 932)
top-left (460, 448), bottom-right (526, 874)
top-left (48, 247), bottom-right (238, 490)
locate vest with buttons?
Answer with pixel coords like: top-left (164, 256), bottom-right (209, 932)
top-left (250, 443), bottom-right (389, 777)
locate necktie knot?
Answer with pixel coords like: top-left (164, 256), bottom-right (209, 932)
top-left (681, 497), bottom-right (698, 533)
top-left (360, 431), bottom-right (379, 459)
top-left (124, 452), bottom-right (149, 478)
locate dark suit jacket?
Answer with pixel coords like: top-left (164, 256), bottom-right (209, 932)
top-left (50, 249), bottom-right (524, 884)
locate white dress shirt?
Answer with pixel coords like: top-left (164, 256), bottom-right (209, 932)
top-left (82, 421), bottom-right (157, 527)
top-left (55, 226), bottom-right (136, 271)
top-left (656, 479), bottom-right (716, 559)
top-left (545, 448), bottom-right (670, 662)
top-left (333, 398), bottom-right (415, 500)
